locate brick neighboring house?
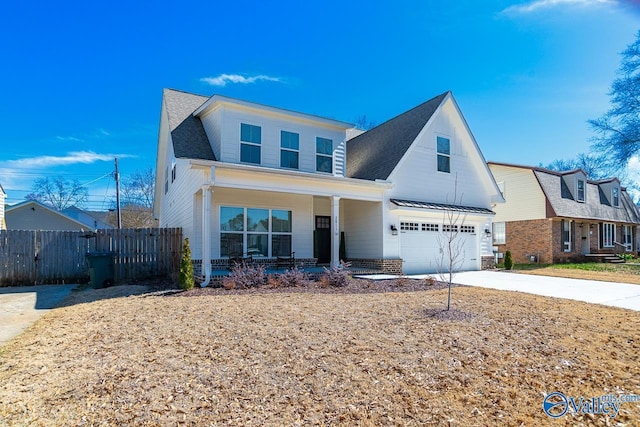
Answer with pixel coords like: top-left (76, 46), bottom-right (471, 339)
top-left (488, 162), bottom-right (640, 264)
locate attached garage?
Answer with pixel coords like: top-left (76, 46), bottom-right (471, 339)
top-left (399, 218), bottom-right (479, 274)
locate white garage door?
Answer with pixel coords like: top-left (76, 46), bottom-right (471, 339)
top-left (400, 220), bottom-right (478, 275)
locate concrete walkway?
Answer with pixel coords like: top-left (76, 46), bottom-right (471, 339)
top-left (449, 270), bottom-right (640, 312)
top-left (0, 285), bottom-right (76, 346)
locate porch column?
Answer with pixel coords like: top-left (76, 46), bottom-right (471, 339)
top-left (331, 195), bottom-right (340, 268)
top-left (200, 185), bottom-right (213, 287)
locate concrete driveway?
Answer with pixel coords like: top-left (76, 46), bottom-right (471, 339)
top-left (449, 270), bottom-right (640, 312)
top-left (0, 285), bottom-right (76, 346)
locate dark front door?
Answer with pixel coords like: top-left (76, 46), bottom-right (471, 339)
top-left (315, 216), bottom-right (331, 264)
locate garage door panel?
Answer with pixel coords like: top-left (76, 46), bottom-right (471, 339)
top-left (399, 219), bottom-right (478, 275)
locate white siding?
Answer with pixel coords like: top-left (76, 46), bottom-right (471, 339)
top-left (199, 105), bottom-right (348, 176)
top-left (387, 98), bottom-right (498, 209)
top-left (342, 199), bottom-right (383, 258)
top-left (489, 164), bottom-right (547, 222)
top-left (200, 107), bottom-right (224, 160)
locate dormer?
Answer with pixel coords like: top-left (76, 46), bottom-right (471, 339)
top-left (596, 178), bottom-right (621, 208)
top-left (561, 169), bottom-right (587, 203)
top-left (193, 95), bottom-right (352, 177)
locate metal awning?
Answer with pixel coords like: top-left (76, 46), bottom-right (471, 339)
top-left (390, 198), bottom-right (495, 215)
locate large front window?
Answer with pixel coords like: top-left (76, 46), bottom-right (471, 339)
top-left (316, 137), bottom-right (333, 173)
top-left (240, 123), bottom-right (261, 164)
top-left (220, 206), bottom-right (292, 257)
top-left (437, 136), bottom-right (450, 173)
top-left (602, 223), bottom-right (615, 248)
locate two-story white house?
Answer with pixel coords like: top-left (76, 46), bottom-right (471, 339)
top-left (154, 88), bottom-right (504, 285)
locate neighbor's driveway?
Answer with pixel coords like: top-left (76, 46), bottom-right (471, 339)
top-left (450, 270), bottom-right (640, 312)
top-left (0, 285), bottom-right (76, 346)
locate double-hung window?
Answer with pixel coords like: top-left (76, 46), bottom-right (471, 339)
top-left (240, 123), bottom-right (261, 164)
top-left (612, 187), bottom-right (620, 207)
top-left (602, 223), bottom-right (615, 248)
top-left (493, 222), bottom-right (506, 244)
top-left (280, 131), bottom-right (299, 169)
top-left (220, 206), bottom-right (293, 258)
top-left (437, 136), bottom-right (450, 173)
top-left (577, 179), bottom-right (585, 202)
top-left (562, 220), bottom-right (572, 252)
top-left (316, 137), bottom-right (333, 173)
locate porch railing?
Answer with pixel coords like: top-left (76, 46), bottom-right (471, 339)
top-left (613, 241), bottom-right (627, 262)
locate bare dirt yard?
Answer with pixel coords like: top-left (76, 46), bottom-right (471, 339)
top-left (0, 279), bottom-right (639, 426)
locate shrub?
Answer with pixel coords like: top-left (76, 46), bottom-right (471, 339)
top-left (227, 263), bottom-right (266, 289)
top-left (178, 238), bottom-right (195, 290)
top-left (425, 276), bottom-right (436, 286)
top-left (504, 250), bottom-right (513, 270)
top-left (320, 261), bottom-right (352, 287)
top-left (278, 267), bottom-right (311, 288)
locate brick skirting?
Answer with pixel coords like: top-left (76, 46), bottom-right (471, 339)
top-left (347, 258), bottom-right (403, 274)
top-left (481, 255), bottom-right (495, 270)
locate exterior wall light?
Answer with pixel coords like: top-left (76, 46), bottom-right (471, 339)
top-left (390, 224), bottom-right (398, 235)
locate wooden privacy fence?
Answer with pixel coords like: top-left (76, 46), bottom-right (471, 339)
top-left (0, 228), bottom-right (182, 286)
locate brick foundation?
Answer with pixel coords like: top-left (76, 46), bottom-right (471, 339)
top-left (481, 256), bottom-right (495, 270)
top-left (347, 258), bottom-right (403, 274)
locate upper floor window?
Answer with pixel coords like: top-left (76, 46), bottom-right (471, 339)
top-left (577, 179), bottom-right (585, 202)
top-left (240, 123), bottom-right (261, 164)
top-left (316, 137), bottom-right (333, 173)
top-left (280, 131), bottom-right (299, 169)
top-left (612, 187), bottom-right (620, 207)
top-left (437, 136), bottom-right (450, 173)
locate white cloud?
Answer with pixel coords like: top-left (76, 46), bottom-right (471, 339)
top-left (200, 73), bottom-right (281, 87)
top-left (5, 151), bottom-right (135, 168)
top-left (501, 0), bottom-right (617, 14)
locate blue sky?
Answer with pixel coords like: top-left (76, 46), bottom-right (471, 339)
top-left (0, 0), bottom-right (639, 209)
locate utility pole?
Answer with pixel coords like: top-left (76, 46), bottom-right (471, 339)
top-left (114, 157), bottom-right (122, 229)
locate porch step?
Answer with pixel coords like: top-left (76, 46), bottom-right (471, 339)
top-left (584, 254), bottom-right (625, 264)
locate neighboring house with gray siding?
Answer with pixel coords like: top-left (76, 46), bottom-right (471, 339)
top-left (155, 88), bottom-right (504, 283)
top-left (489, 162), bottom-right (640, 264)
top-left (5, 200), bottom-right (111, 231)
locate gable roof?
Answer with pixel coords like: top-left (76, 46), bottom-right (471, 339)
top-left (346, 92), bottom-right (449, 180)
top-left (163, 88), bottom-right (215, 161)
top-left (0, 183), bottom-right (5, 196)
top-left (5, 200), bottom-right (98, 230)
top-left (488, 162), bottom-right (640, 224)
top-left (534, 170), bottom-right (640, 223)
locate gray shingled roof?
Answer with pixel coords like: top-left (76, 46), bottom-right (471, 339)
top-left (391, 199), bottom-right (495, 215)
top-left (163, 88), bottom-right (215, 161)
top-left (534, 170), bottom-right (640, 224)
top-left (346, 92), bottom-right (449, 180)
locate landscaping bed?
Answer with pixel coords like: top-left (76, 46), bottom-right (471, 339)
top-left (0, 278), bottom-right (638, 426)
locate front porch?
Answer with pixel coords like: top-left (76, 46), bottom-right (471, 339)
top-left (198, 263), bottom-right (386, 286)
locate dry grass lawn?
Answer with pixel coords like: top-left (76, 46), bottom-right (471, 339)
top-left (512, 263), bottom-right (640, 285)
top-left (0, 280), bottom-right (639, 426)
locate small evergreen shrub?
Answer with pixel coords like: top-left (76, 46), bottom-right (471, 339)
top-left (320, 261), bottom-right (352, 287)
top-left (504, 250), bottom-right (513, 270)
top-left (227, 263), bottom-right (266, 289)
top-left (178, 238), bottom-right (195, 290)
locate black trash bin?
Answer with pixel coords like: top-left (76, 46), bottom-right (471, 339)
top-left (86, 252), bottom-right (115, 288)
